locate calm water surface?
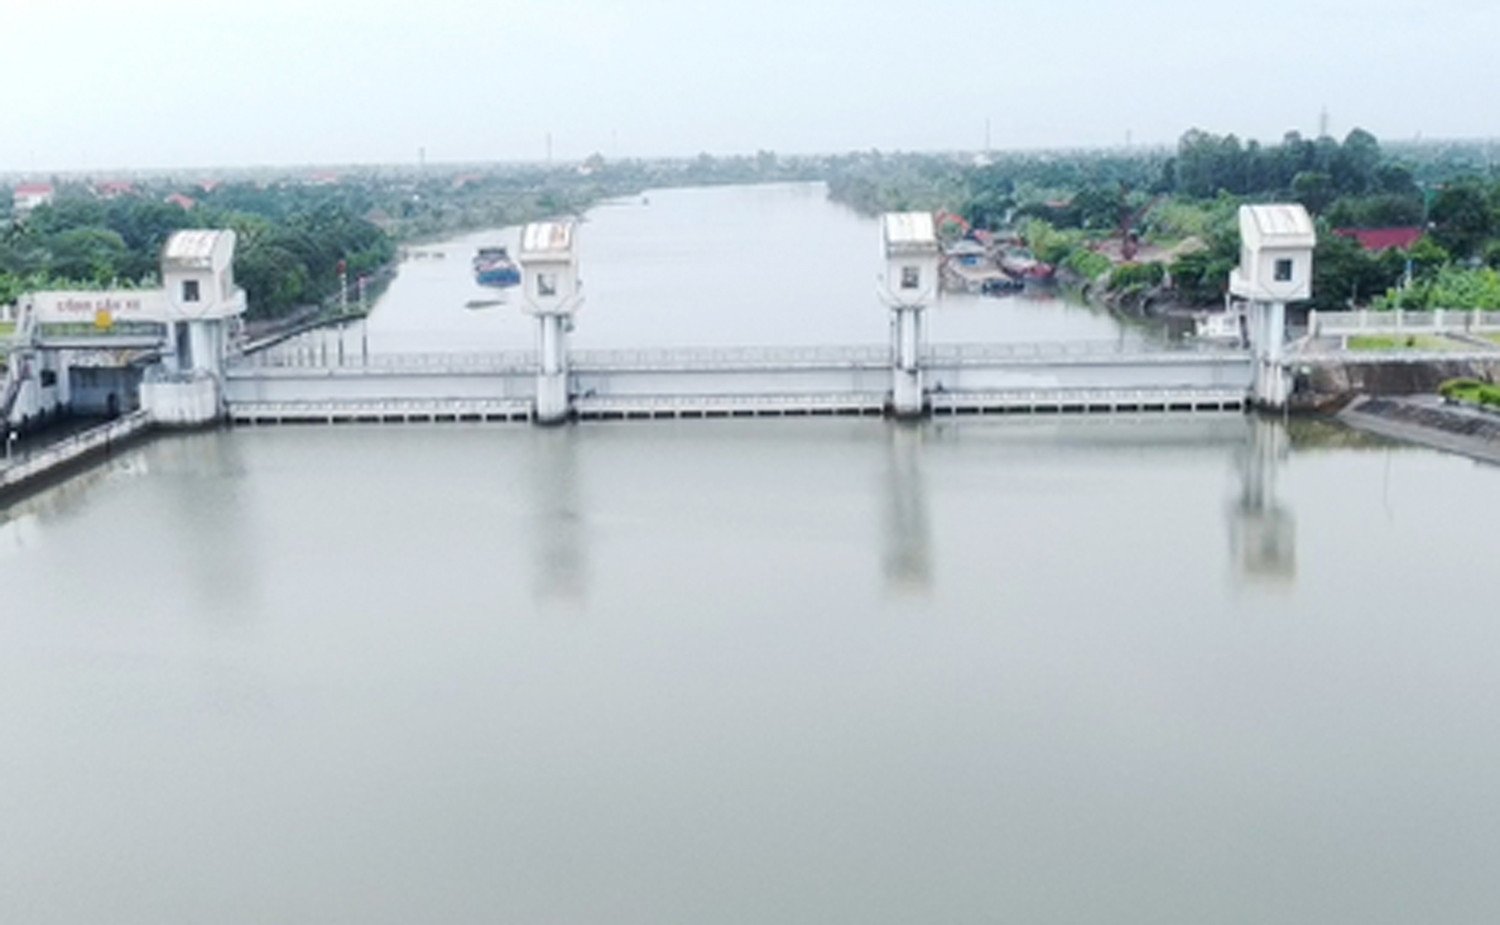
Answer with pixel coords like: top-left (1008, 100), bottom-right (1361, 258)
top-left (321, 182), bottom-right (1141, 354)
top-left (3, 185), bottom-right (1499, 924)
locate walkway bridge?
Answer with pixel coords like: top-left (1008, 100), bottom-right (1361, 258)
top-left (222, 340), bottom-right (1253, 423)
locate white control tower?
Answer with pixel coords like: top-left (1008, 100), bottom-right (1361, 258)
top-left (517, 221), bottom-right (582, 424)
top-left (1229, 204), bottom-right (1315, 410)
top-left (878, 212), bottom-right (941, 418)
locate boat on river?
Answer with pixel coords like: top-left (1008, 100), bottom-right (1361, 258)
top-left (473, 246), bottom-right (521, 288)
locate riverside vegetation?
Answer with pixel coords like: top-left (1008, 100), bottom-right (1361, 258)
top-left (1439, 378), bottom-right (1500, 408)
top-left (7, 137), bottom-right (1500, 323)
top-left (825, 130), bottom-right (1500, 314)
top-left (1, 152), bottom-right (824, 322)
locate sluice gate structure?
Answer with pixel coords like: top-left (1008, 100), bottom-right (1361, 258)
top-left (15, 203), bottom-right (1497, 434)
top-left (222, 340), bottom-right (1255, 424)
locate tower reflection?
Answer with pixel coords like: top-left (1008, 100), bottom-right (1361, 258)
top-left (528, 426), bottom-right (588, 604)
top-left (881, 423), bottom-right (932, 594)
top-left (1230, 417), bottom-right (1296, 582)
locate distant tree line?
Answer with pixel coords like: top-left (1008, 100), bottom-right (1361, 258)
top-left (0, 185), bottom-right (395, 319)
top-left (823, 129), bottom-right (1500, 310)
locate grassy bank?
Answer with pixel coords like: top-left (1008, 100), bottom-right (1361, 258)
top-left (1439, 378), bottom-right (1500, 408)
top-left (1348, 334), bottom-right (1469, 351)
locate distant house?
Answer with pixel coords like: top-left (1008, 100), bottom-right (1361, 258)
top-left (164, 192), bottom-right (197, 210)
top-left (93, 180), bottom-right (137, 199)
top-left (1334, 226), bottom-right (1423, 253)
top-left (11, 182), bottom-right (54, 217)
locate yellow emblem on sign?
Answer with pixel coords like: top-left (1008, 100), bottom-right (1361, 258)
top-left (94, 309), bottom-right (113, 330)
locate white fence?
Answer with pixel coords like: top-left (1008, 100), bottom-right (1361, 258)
top-left (1308, 309), bottom-right (1500, 337)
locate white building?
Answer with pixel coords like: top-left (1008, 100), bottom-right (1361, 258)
top-left (5, 230), bottom-right (247, 429)
top-left (10, 182), bottom-right (55, 218)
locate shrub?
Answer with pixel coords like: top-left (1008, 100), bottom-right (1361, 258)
top-left (1110, 261), bottom-right (1166, 290)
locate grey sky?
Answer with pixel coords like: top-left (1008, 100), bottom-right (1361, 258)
top-left (3, 0), bottom-right (1497, 172)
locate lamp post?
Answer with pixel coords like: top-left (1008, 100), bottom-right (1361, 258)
top-left (1404, 182), bottom-right (1435, 297)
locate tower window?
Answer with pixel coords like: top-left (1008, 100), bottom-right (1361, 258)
top-left (182, 279), bottom-right (200, 302)
top-left (537, 273), bottom-right (558, 297)
top-left (900, 266), bottom-right (920, 290)
top-left (1273, 259), bottom-right (1293, 282)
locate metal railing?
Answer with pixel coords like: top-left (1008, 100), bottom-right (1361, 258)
top-left (571, 344), bottom-right (891, 371)
top-left (230, 349), bottom-right (539, 373)
top-left (923, 340), bottom-right (1247, 365)
top-left (1, 411), bottom-right (151, 483)
top-left (929, 386), bottom-right (1247, 411)
top-left (231, 340), bottom-right (1247, 377)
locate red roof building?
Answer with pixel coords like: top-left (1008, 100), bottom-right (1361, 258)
top-left (93, 180), bottom-right (137, 199)
top-left (164, 192), bottom-right (197, 210)
top-left (11, 182), bottom-right (55, 215)
top-left (1334, 226), bottom-right (1423, 253)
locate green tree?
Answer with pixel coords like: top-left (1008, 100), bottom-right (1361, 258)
top-left (1292, 171), bottom-right (1335, 214)
top-left (49, 227), bottom-right (129, 284)
top-left (1428, 180), bottom-right (1494, 258)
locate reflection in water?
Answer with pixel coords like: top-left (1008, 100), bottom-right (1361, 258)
top-left (1230, 417), bottom-right (1296, 582)
top-left (149, 431), bottom-right (261, 618)
top-left (0, 510), bottom-right (40, 557)
top-left (882, 423), bottom-right (931, 593)
top-left (528, 427), bottom-right (587, 603)
top-left (0, 448), bottom-right (150, 529)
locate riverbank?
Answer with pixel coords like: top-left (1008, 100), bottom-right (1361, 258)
top-left (1338, 395), bottom-right (1500, 465)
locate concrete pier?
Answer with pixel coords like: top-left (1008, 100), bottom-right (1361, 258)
top-left (0, 412), bottom-right (152, 501)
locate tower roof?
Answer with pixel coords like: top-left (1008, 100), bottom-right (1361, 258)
top-left (162, 229), bottom-right (234, 269)
top-left (1239, 204), bottom-right (1315, 249)
top-left (882, 212), bottom-right (939, 256)
top-left (519, 221), bottom-right (575, 259)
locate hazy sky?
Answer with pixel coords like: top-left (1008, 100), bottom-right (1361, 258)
top-left (3, 0), bottom-right (1496, 172)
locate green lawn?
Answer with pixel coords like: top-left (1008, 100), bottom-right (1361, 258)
top-left (0, 321), bottom-right (14, 337)
top-left (1440, 378), bottom-right (1500, 408)
top-left (1347, 333), bottom-right (1471, 352)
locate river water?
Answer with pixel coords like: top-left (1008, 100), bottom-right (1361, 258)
top-left (4, 185), bottom-right (1500, 924)
top-left (313, 182), bottom-right (1144, 356)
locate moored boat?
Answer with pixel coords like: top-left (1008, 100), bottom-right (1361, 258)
top-left (473, 246), bottom-right (521, 288)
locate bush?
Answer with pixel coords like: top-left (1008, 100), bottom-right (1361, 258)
top-left (1110, 261), bottom-right (1165, 290)
top-left (1439, 378), bottom-right (1500, 407)
top-left (1062, 249), bottom-right (1112, 280)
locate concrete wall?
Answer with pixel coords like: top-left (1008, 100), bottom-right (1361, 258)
top-left (223, 355), bottom-right (1253, 411)
top-left (223, 368), bottom-right (538, 404)
top-left (141, 375), bottom-right (220, 426)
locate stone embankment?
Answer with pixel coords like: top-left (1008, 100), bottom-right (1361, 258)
top-left (1339, 395), bottom-right (1500, 465)
top-left (1306, 357), bottom-right (1500, 398)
